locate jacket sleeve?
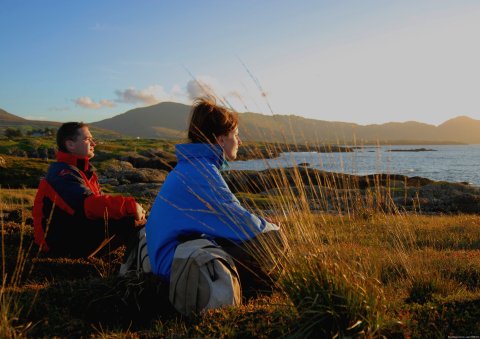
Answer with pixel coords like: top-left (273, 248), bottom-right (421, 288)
top-left (196, 167), bottom-right (279, 240)
top-left (48, 166), bottom-right (137, 220)
top-left (84, 194), bottom-right (137, 220)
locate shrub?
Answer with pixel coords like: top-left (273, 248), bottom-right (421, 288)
top-left (280, 257), bottom-right (385, 337)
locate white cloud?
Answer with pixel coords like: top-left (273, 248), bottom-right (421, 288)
top-left (99, 99), bottom-right (115, 107)
top-left (114, 85), bottom-right (193, 106)
top-left (24, 115), bottom-right (48, 121)
top-left (114, 87), bottom-right (161, 105)
top-left (186, 79), bottom-right (215, 100)
top-left (74, 97), bottom-right (115, 109)
top-left (184, 77), bottom-right (256, 112)
top-left (185, 76), bottom-right (225, 100)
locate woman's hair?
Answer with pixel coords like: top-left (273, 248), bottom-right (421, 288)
top-left (188, 97), bottom-right (238, 144)
top-left (56, 122), bottom-right (87, 152)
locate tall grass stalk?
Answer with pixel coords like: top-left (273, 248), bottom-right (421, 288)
top-left (0, 188), bottom-right (33, 337)
top-left (222, 140), bottom-right (412, 335)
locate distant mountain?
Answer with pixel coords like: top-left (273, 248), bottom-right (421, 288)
top-left (437, 116), bottom-right (480, 144)
top-left (92, 102), bottom-right (190, 139)
top-left (92, 101), bottom-right (480, 144)
top-left (4, 103), bottom-right (480, 144)
top-left (0, 108), bottom-right (122, 140)
top-left (0, 108), bottom-right (26, 122)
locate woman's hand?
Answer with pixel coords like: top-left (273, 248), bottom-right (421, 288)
top-left (264, 216), bottom-right (281, 228)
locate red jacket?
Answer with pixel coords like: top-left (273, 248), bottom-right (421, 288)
top-left (33, 151), bottom-right (137, 252)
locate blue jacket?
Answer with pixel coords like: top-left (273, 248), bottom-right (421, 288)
top-left (146, 143), bottom-right (278, 280)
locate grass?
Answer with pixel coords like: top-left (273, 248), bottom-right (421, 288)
top-left (1, 138), bottom-right (480, 337)
top-left (0, 156), bottom-right (50, 188)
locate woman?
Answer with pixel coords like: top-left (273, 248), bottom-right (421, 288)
top-left (146, 97), bottom-right (280, 294)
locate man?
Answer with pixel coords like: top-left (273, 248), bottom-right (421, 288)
top-left (33, 122), bottom-right (146, 258)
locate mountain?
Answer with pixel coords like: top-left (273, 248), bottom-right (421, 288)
top-left (92, 102), bottom-right (190, 139)
top-left (90, 102), bottom-right (480, 144)
top-left (3, 103), bottom-right (479, 144)
top-left (437, 116), bottom-right (480, 144)
top-left (0, 108), bottom-right (27, 122)
top-left (0, 108), bottom-right (122, 140)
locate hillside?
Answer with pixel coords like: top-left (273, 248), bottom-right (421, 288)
top-left (3, 104), bottom-right (480, 144)
top-left (92, 102), bottom-right (190, 139)
top-left (437, 116), bottom-right (480, 143)
top-left (0, 108), bottom-right (27, 122)
top-left (0, 108), bottom-right (124, 140)
top-left (92, 102), bottom-right (480, 144)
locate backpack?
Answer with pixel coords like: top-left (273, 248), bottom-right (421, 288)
top-left (119, 228), bottom-right (151, 276)
top-left (169, 238), bottom-right (241, 316)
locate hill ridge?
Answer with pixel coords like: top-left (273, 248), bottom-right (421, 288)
top-left (90, 102), bottom-right (479, 143)
top-left (3, 104), bottom-right (479, 143)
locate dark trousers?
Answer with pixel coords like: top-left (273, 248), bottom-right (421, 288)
top-left (47, 216), bottom-right (137, 258)
top-left (215, 230), bottom-right (285, 298)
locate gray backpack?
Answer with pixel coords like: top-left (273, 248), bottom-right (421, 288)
top-left (169, 238), bottom-right (241, 316)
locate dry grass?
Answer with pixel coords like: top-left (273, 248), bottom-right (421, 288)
top-left (1, 141), bottom-right (480, 336)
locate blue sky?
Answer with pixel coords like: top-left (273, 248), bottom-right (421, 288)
top-left (1, 0), bottom-right (479, 125)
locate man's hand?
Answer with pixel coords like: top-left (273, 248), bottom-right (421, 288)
top-left (135, 202), bottom-right (147, 227)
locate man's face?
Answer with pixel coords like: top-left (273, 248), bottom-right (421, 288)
top-left (66, 126), bottom-right (96, 159)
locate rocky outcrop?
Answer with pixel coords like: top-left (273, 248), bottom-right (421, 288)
top-left (235, 144), bottom-right (353, 161)
top-left (101, 160), bottom-right (168, 185)
top-left (223, 168), bottom-right (434, 194)
top-left (113, 183), bottom-right (162, 199)
top-left (410, 183), bottom-right (480, 213)
top-left (223, 167), bottom-right (480, 214)
top-left (120, 150), bottom-right (177, 171)
top-left (6, 147), bottom-right (56, 159)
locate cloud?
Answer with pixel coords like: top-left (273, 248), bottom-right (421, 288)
top-left (114, 87), bottom-right (161, 105)
top-left (114, 85), bottom-right (191, 106)
top-left (99, 99), bottom-right (115, 107)
top-left (74, 97), bottom-right (115, 109)
top-left (184, 77), bottom-right (256, 111)
top-left (186, 77), bottom-right (219, 100)
top-left (24, 115), bottom-right (48, 121)
top-left (106, 79), bottom-right (248, 110)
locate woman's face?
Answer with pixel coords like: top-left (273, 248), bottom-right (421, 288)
top-left (218, 127), bottom-right (242, 161)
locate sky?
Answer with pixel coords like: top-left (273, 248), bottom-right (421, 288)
top-left (1, 0), bottom-right (479, 125)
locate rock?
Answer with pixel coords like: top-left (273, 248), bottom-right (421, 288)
top-left (387, 148), bottom-right (437, 152)
top-left (102, 160), bottom-right (168, 184)
top-left (113, 183), bottom-right (162, 198)
top-left (121, 149), bottom-right (177, 171)
top-left (235, 144), bottom-right (353, 161)
top-left (224, 168), bottom-right (480, 214)
top-left (98, 178), bottom-right (120, 186)
top-left (415, 183), bottom-right (480, 213)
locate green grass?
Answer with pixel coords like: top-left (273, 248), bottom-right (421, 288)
top-left (0, 156), bottom-right (50, 188)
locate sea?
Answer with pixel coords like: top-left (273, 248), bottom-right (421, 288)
top-left (230, 145), bottom-right (480, 186)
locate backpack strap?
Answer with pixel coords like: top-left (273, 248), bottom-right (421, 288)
top-left (185, 248), bottom-right (201, 313)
